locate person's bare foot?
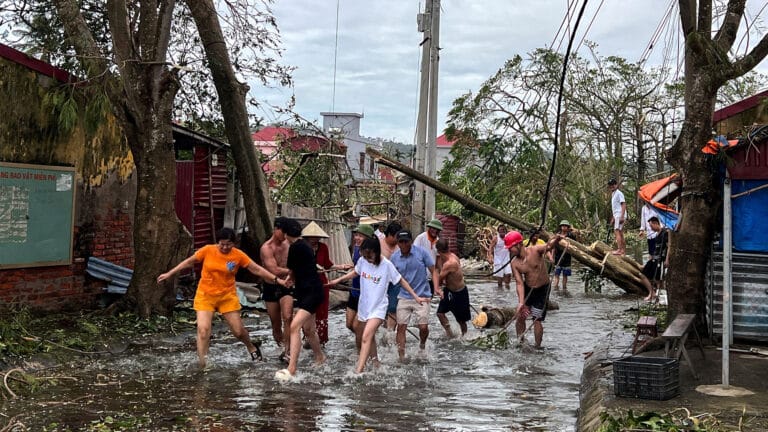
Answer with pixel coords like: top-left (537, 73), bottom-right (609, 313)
top-left (313, 353), bottom-right (327, 366)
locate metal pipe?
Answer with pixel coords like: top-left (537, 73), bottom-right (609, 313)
top-left (722, 173), bottom-right (732, 387)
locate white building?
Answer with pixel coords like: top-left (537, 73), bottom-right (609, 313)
top-left (320, 112), bottom-right (377, 180)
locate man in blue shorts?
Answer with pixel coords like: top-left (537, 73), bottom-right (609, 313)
top-left (553, 220), bottom-right (575, 291)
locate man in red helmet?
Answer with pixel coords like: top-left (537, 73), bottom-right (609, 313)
top-left (505, 230), bottom-right (564, 348)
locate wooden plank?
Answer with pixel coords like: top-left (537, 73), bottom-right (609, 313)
top-left (662, 313), bottom-right (695, 338)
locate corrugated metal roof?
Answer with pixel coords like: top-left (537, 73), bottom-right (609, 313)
top-left (85, 257), bottom-right (133, 294)
top-left (708, 251), bottom-right (768, 342)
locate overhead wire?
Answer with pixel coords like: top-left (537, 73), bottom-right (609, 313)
top-left (537, 0), bottom-right (590, 234)
top-left (574, 0), bottom-right (605, 53)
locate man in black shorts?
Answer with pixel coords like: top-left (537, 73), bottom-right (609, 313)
top-left (435, 239), bottom-right (471, 338)
top-left (260, 217), bottom-right (294, 361)
top-left (640, 216), bottom-right (670, 302)
top-left (507, 230), bottom-right (564, 348)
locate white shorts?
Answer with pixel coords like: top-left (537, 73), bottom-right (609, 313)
top-left (396, 298), bottom-right (430, 325)
top-left (613, 215), bottom-right (624, 230)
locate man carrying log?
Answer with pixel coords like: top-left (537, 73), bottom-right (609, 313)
top-left (506, 230), bottom-right (564, 348)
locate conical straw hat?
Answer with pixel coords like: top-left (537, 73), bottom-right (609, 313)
top-left (301, 221), bottom-right (329, 238)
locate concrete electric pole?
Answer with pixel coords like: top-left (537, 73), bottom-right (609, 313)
top-left (412, 0), bottom-right (440, 234)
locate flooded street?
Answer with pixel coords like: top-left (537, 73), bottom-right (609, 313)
top-left (4, 275), bottom-right (638, 431)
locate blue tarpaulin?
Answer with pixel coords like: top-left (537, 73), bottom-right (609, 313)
top-left (731, 179), bottom-right (768, 252)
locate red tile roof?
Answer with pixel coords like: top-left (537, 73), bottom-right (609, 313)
top-left (436, 134), bottom-right (456, 148)
top-left (251, 126), bottom-right (296, 141)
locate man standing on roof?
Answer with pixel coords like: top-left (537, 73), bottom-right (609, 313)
top-left (608, 178), bottom-right (627, 256)
top-left (506, 230), bottom-right (563, 348)
top-left (639, 202), bottom-right (661, 257)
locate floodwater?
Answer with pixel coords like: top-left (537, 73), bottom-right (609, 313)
top-left (3, 275), bottom-right (638, 431)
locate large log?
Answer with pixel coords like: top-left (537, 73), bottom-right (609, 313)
top-left (366, 148), bottom-right (645, 295)
top-left (473, 301), bottom-right (560, 329)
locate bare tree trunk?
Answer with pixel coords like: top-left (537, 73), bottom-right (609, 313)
top-left (666, 69), bottom-right (719, 316)
top-left (54, 0), bottom-right (188, 316)
top-left (185, 0), bottom-right (274, 246)
top-left (668, 0), bottom-right (768, 316)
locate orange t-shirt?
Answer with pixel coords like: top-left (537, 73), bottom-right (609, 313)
top-left (194, 245), bottom-right (252, 296)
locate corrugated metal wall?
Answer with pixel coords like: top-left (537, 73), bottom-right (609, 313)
top-left (707, 251), bottom-right (768, 342)
top-left (175, 161), bottom-right (194, 232)
top-left (436, 214), bottom-right (465, 257)
top-left (192, 145), bottom-right (228, 249)
top-left (281, 203), bottom-right (353, 266)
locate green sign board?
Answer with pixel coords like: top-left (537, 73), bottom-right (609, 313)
top-left (0, 162), bottom-right (76, 269)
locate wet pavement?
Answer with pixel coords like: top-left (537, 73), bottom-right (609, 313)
top-left (3, 275), bottom-right (641, 431)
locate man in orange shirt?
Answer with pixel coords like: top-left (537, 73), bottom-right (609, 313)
top-left (158, 227), bottom-right (288, 368)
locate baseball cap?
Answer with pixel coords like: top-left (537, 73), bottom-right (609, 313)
top-left (396, 230), bottom-right (413, 242)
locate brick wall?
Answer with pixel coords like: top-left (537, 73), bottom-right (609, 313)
top-left (0, 183), bottom-right (135, 312)
top-left (0, 261), bottom-right (101, 311)
top-left (91, 210), bottom-right (134, 269)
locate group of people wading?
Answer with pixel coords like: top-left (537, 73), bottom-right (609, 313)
top-left (158, 217), bottom-right (478, 378)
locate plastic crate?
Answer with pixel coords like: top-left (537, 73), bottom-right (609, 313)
top-left (613, 356), bottom-right (679, 400)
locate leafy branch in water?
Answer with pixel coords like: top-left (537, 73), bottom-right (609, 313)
top-left (598, 409), bottom-right (724, 431)
top-left (0, 307), bottom-right (196, 360)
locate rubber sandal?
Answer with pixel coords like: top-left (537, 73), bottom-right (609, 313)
top-left (250, 342), bottom-right (263, 361)
top-left (278, 351), bottom-right (291, 364)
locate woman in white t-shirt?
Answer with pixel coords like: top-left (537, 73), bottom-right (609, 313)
top-left (330, 238), bottom-right (430, 373)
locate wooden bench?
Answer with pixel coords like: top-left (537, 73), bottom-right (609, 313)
top-left (632, 316), bottom-right (658, 354)
top-left (662, 313), bottom-right (705, 379)
top-left (85, 257), bottom-right (133, 295)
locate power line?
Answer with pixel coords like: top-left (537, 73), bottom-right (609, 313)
top-left (539, 0), bottom-right (590, 232)
top-left (331, 0), bottom-right (341, 112)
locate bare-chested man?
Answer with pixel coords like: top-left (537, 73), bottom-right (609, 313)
top-left (505, 230), bottom-right (563, 348)
top-left (260, 217), bottom-right (294, 361)
top-left (435, 238), bottom-right (471, 338)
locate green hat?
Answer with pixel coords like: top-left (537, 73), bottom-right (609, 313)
top-left (427, 219), bottom-right (443, 230)
top-left (559, 220), bottom-right (571, 227)
top-left (354, 224), bottom-right (374, 238)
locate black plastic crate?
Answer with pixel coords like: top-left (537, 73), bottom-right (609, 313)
top-left (613, 356), bottom-right (679, 400)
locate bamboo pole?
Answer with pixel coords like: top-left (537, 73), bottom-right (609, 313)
top-left (366, 147), bottom-right (646, 295)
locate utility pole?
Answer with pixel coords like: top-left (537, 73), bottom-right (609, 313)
top-left (424, 0), bottom-right (440, 221)
top-left (413, 0), bottom-right (440, 234)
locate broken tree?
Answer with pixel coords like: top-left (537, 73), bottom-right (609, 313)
top-left (366, 147), bottom-right (647, 295)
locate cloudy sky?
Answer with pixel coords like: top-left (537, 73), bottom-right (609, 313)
top-left (250, 1), bottom-right (767, 144)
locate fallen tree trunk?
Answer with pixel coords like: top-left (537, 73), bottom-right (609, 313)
top-left (472, 301), bottom-right (560, 329)
top-left (367, 148), bottom-right (646, 295)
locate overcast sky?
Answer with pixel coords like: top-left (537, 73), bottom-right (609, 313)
top-left (250, 1), bottom-right (767, 144)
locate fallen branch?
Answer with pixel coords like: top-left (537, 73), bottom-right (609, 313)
top-left (367, 148), bottom-right (647, 295)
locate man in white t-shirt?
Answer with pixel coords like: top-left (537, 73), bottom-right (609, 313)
top-left (608, 178), bottom-right (626, 255)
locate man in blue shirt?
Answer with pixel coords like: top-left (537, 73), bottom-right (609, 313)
top-left (390, 230), bottom-right (441, 361)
